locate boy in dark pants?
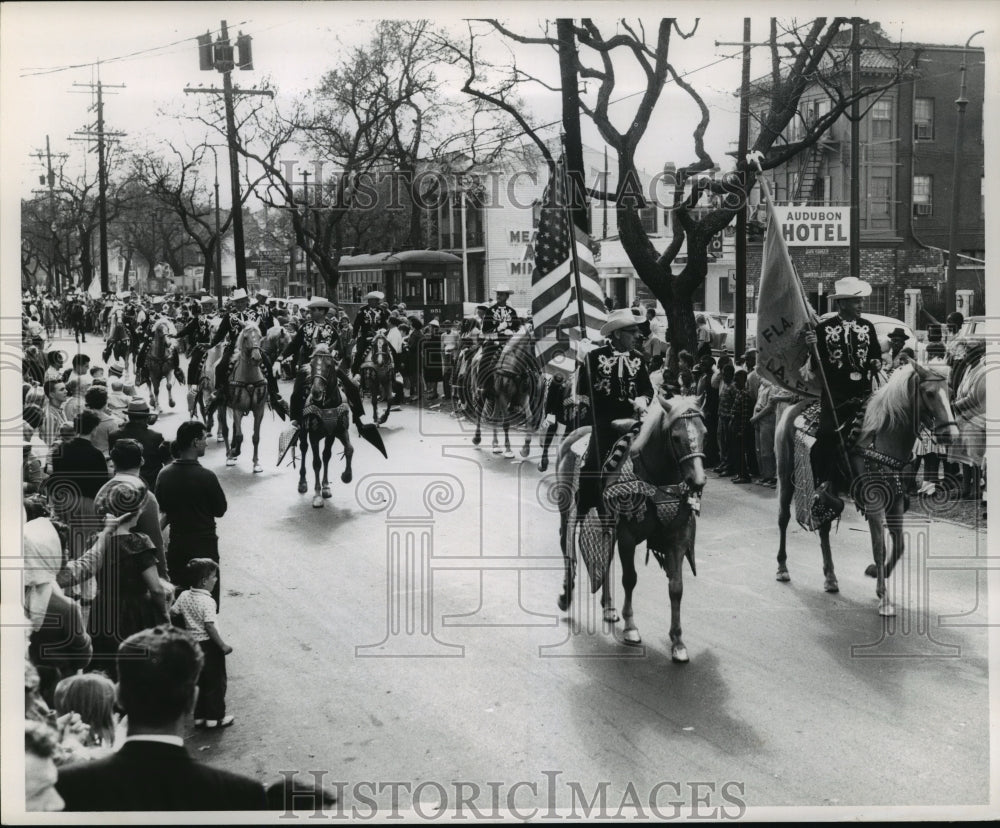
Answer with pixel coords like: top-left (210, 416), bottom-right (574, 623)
top-left (171, 559), bottom-right (234, 728)
top-left (730, 369), bottom-right (756, 484)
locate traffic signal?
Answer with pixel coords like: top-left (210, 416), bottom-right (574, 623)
top-left (236, 32), bottom-right (253, 70)
top-left (197, 32), bottom-right (214, 71)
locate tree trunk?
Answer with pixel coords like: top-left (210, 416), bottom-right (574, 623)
top-left (122, 250), bottom-right (132, 291)
top-left (557, 20), bottom-right (588, 233)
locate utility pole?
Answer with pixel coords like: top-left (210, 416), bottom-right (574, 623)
top-left (70, 68), bottom-right (126, 294)
top-left (31, 136), bottom-right (67, 294)
top-left (188, 22), bottom-right (272, 292)
top-left (302, 169), bottom-right (312, 295)
top-left (735, 18), bottom-right (751, 357)
top-left (850, 18), bottom-right (861, 284)
top-left (946, 31), bottom-right (983, 314)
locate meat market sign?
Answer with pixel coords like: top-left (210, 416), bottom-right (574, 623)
top-left (773, 206), bottom-right (849, 246)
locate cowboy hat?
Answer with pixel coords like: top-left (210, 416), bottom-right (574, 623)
top-left (125, 398), bottom-right (152, 417)
top-left (364, 291), bottom-right (385, 301)
top-left (230, 288), bottom-right (249, 301)
top-left (427, 318), bottom-right (440, 327)
top-left (887, 327), bottom-right (908, 340)
top-left (600, 308), bottom-right (644, 337)
top-left (307, 296), bottom-right (334, 310)
top-left (494, 283), bottom-right (512, 294)
top-left (829, 276), bottom-right (872, 301)
top-left (255, 288), bottom-right (271, 298)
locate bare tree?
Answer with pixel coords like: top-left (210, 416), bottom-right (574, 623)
top-left (470, 17), bottom-right (916, 363)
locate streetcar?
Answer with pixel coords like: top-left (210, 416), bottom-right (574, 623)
top-left (334, 249), bottom-right (465, 322)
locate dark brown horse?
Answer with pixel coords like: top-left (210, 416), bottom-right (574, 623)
top-left (299, 345), bottom-right (354, 508)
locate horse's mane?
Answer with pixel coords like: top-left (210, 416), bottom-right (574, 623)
top-left (633, 394), bottom-right (702, 454)
top-left (860, 364), bottom-right (916, 435)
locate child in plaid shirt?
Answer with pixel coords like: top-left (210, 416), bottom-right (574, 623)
top-left (171, 559), bottom-right (234, 728)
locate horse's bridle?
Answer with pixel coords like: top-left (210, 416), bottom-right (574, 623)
top-left (669, 409), bottom-right (707, 468)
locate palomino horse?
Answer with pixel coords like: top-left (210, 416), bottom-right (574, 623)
top-left (141, 318), bottom-right (177, 412)
top-left (187, 341), bottom-right (224, 439)
top-left (102, 308), bottom-right (130, 366)
top-left (555, 393), bottom-right (707, 662)
top-left (219, 325), bottom-right (268, 473)
top-left (298, 345), bottom-right (354, 508)
top-left (360, 332), bottom-right (395, 425)
top-left (775, 359), bottom-right (959, 616)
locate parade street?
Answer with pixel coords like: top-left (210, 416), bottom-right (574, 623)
top-left (52, 335), bottom-right (989, 816)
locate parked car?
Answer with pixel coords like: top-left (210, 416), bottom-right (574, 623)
top-left (723, 313), bottom-right (758, 355)
top-left (948, 315), bottom-right (985, 363)
top-left (700, 313), bottom-right (729, 354)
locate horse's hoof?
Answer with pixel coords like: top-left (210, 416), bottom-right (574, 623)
top-left (226, 457), bottom-right (236, 467)
top-left (322, 487), bottom-right (332, 499)
top-left (298, 482), bottom-right (308, 494)
top-left (503, 449), bottom-right (515, 459)
top-left (538, 459), bottom-right (549, 472)
top-left (472, 435), bottom-right (482, 446)
top-left (341, 470), bottom-right (352, 484)
top-left (776, 568), bottom-right (791, 583)
top-left (217, 435), bottom-right (225, 443)
top-left (671, 644), bottom-right (690, 663)
top-left (623, 628), bottom-right (642, 646)
top-left (603, 607), bottom-right (619, 624)
top-left (878, 597), bottom-right (896, 617)
top-left (492, 446), bottom-right (503, 455)
top-left (253, 464), bottom-right (263, 474)
top-left (169, 400), bottom-right (175, 408)
top-left (557, 592), bottom-right (572, 612)
top-left (824, 577), bottom-right (839, 594)
top-left (312, 496), bottom-right (324, 509)
top-left (520, 446), bottom-right (531, 458)
top-left (864, 564), bottom-right (878, 578)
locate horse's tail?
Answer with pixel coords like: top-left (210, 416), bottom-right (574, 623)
top-left (775, 399), bottom-right (811, 500)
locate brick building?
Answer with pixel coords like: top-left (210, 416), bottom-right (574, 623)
top-left (747, 26), bottom-right (985, 324)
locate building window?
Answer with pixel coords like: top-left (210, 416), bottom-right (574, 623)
top-left (912, 175), bottom-right (933, 216)
top-left (871, 100), bottom-right (893, 140)
top-left (914, 98), bottom-right (934, 140)
top-left (639, 206), bottom-right (657, 234)
top-left (870, 176), bottom-right (891, 217)
top-left (868, 284), bottom-right (889, 316)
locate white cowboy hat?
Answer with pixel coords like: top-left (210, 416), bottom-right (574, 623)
top-left (230, 288), bottom-right (249, 301)
top-left (829, 276), bottom-right (872, 301)
top-left (364, 290), bottom-right (385, 301)
top-left (494, 283), bottom-right (512, 294)
top-left (307, 296), bottom-right (334, 310)
top-left (600, 307), bottom-right (644, 337)
top-left (427, 318), bottom-right (440, 327)
top-left (255, 288), bottom-right (271, 298)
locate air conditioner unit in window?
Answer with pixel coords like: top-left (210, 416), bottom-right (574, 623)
top-left (915, 123), bottom-right (933, 140)
top-left (914, 203), bottom-right (933, 216)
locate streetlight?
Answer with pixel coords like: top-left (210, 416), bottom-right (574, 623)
top-left (946, 30), bottom-right (983, 314)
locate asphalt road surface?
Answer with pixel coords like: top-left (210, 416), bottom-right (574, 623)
top-left (31, 335), bottom-right (993, 818)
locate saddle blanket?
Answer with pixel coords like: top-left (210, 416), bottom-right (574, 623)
top-left (303, 402), bottom-right (349, 433)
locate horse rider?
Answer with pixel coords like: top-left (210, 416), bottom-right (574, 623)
top-left (69, 297), bottom-right (87, 343)
top-left (248, 289), bottom-right (276, 336)
top-left (208, 288), bottom-right (289, 420)
top-left (352, 291), bottom-right (391, 379)
top-left (282, 296), bottom-right (366, 431)
top-left (802, 276), bottom-right (883, 505)
top-left (477, 285), bottom-right (522, 377)
top-left (576, 307), bottom-right (654, 517)
top-left (175, 301), bottom-right (215, 388)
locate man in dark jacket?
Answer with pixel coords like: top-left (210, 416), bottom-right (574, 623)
top-left (803, 276), bottom-right (882, 497)
top-left (108, 399), bottom-right (166, 488)
top-left (55, 626), bottom-right (268, 812)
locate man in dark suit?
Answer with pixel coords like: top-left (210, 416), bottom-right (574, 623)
top-left (107, 398), bottom-right (166, 488)
top-left (56, 626), bottom-right (268, 811)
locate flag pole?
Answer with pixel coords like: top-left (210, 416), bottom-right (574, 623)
top-left (750, 154), bottom-right (853, 484)
top-left (559, 135), bottom-right (602, 496)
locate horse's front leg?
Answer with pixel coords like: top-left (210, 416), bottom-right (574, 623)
top-left (227, 409), bottom-right (241, 466)
top-left (618, 526), bottom-right (641, 645)
top-left (492, 426), bottom-right (503, 455)
top-left (320, 436), bottom-right (333, 499)
top-left (472, 411), bottom-right (483, 447)
top-left (867, 510), bottom-right (895, 616)
top-left (311, 433), bottom-right (324, 508)
top-left (667, 521), bottom-right (694, 663)
top-left (251, 406), bottom-right (264, 473)
top-left (776, 463), bottom-right (794, 582)
top-left (166, 370), bottom-right (175, 408)
top-left (297, 429), bottom-right (309, 494)
top-left (600, 523), bottom-right (619, 623)
top-left (538, 422), bottom-right (558, 472)
top-left (884, 497), bottom-right (906, 578)
top-left (339, 430), bottom-right (354, 484)
top-left (557, 510), bottom-right (576, 611)
top-left (503, 424), bottom-right (515, 460)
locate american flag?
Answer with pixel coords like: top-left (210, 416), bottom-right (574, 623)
top-left (531, 157), bottom-right (607, 377)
